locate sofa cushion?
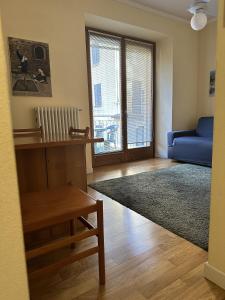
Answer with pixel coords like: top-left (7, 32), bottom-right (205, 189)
top-left (167, 130), bottom-right (196, 147)
top-left (173, 136), bottom-right (212, 165)
top-left (196, 117), bottom-right (214, 138)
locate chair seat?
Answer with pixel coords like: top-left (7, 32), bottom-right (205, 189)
top-left (21, 186), bottom-right (97, 233)
top-left (21, 185), bottom-right (105, 284)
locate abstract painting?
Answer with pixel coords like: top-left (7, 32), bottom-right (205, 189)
top-left (209, 70), bottom-right (216, 97)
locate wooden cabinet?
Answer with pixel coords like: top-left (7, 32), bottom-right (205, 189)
top-left (14, 137), bottom-right (102, 193)
top-left (46, 145), bottom-right (86, 191)
top-left (16, 148), bottom-right (47, 193)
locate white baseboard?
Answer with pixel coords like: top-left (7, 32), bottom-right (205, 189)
top-left (86, 166), bottom-right (93, 175)
top-left (204, 262), bottom-right (225, 290)
top-left (155, 148), bottom-right (168, 158)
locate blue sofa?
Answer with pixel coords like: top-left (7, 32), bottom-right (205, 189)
top-left (168, 117), bottom-right (213, 166)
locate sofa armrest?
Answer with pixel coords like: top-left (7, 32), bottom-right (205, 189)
top-left (168, 130), bottom-right (196, 146)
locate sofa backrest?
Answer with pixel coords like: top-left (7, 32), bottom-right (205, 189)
top-left (196, 117), bottom-right (214, 138)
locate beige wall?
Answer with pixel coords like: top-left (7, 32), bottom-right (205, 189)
top-left (198, 21), bottom-right (217, 118)
top-left (0, 12), bottom-right (29, 300)
top-left (0, 0), bottom-right (199, 169)
top-left (204, 0), bottom-right (225, 288)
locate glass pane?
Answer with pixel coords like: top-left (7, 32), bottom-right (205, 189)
top-left (126, 40), bottom-right (153, 149)
top-left (89, 33), bottom-right (122, 155)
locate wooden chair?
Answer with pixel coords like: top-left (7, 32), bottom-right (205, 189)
top-left (69, 126), bottom-right (90, 138)
top-left (13, 127), bottom-right (43, 138)
top-left (20, 186), bottom-right (105, 285)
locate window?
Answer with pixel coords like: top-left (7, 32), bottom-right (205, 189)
top-left (92, 47), bottom-right (100, 65)
top-left (94, 83), bottom-right (102, 107)
top-left (136, 126), bottom-right (144, 146)
top-left (126, 40), bottom-right (153, 149)
top-left (89, 32), bottom-right (122, 154)
top-left (34, 46), bottom-right (45, 59)
top-left (87, 28), bottom-right (154, 162)
top-left (132, 81), bottom-right (144, 114)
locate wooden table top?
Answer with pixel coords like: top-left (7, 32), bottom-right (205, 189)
top-left (21, 186), bottom-right (97, 233)
top-left (14, 136), bottom-right (104, 150)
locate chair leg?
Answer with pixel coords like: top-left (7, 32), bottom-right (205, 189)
top-left (97, 200), bottom-right (105, 285)
top-left (70, 219), bottom-right (76, 249)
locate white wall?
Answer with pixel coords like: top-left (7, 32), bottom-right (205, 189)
top-left (155, 38), bottom-right (173, 157)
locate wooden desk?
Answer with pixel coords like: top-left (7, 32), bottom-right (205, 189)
top-left (14, 136), bottom-right (103, 193)
top-left (15, 136), bottom-right (103, 246)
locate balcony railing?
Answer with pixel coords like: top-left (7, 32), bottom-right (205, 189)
top-left (93, 116), bottom-right (121, 154)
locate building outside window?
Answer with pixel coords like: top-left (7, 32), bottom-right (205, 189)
top-left (92, 47), bottom-right (100, 65)
top-left (94, 83), bottom-right (102, 107)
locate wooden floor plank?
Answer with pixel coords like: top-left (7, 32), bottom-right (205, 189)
top-left (29, 158), bottom-right (225, 300)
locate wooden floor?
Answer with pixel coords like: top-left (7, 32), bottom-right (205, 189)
top-left (29, 158), bottom-right (225, 300)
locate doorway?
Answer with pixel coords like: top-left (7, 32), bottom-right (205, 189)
top-left (86, 28), bottom-right (155, 167)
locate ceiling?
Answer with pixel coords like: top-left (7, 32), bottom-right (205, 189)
top-left (122, 0), bottom-right (217, 21)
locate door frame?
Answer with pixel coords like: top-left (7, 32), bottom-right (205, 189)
top-left (86, 27), bottom-right (156, 167)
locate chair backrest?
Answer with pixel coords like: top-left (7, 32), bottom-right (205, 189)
top-left (69, 126), bottom-right (90, 138)
top-left (196, 117), bottom-right (214, 138)
top-left (13, 127), bottom-right (43, 138)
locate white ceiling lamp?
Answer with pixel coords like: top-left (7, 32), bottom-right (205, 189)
top-left (188, 0), bottom-right (210, 31)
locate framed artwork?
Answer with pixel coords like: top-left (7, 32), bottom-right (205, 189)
top-left (8, 37), bottom-right (52, 97)
top-left (209, 70), bottom-right (216, 97)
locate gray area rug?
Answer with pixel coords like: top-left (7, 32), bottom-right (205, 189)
top-left (89, 164), bottom-right (211, 250)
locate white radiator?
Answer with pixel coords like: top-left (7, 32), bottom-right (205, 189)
top-left (34, 106), bottom-right (80, 141)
